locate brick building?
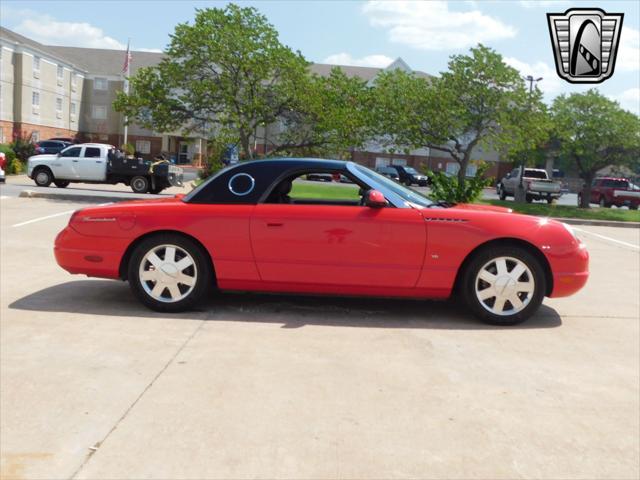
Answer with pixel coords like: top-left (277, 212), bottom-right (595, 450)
top-left (1, 27), bottom-right (511, 178)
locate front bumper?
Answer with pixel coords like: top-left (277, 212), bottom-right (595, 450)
top-left (548, 242), bottom-right (589, 297)
top-left (54, 226), bottom-right (128, 279)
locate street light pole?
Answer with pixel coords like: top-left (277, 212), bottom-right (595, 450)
top-left (515, 75), bottom-right (543, 203)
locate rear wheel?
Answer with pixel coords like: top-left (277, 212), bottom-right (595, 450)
top-left (461, 246), bottom-right (546, 325)
top-left (546, 196), bottom-right (554, 204)
top-left (128, 234), bottom-right (212, 312)
top-left (131, 176), bottom-right (150, 194)
top-left (149, 186), bottom-right (165, 194)
top-left (54, 180), bottom-right (70, 188)
top-left (498, 184), bottom-right (507, 200)
top-left (525, 194), bottom-right (533, 203)
top-left (630, 204), bottom-right (639, 211)
top-left (34, 168), bottom-right (53, 187)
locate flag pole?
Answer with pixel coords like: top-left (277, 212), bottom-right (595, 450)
top-left (123, 39), bottom-right (131, 148)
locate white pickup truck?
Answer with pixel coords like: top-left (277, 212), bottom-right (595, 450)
top-left (497, 167), bottom-right (562, 204)
top-left (27, 143), bottom-right (183, 194)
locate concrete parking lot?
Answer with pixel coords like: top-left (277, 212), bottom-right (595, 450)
top-left (1, 196), bottom-right (638, 479)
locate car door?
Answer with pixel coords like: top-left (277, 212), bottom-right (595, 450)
top-left (54, 146), bottom-right (83, 179)
top-left (250, 203), bottom-right (427, 288)
top-left (76, 146), bottom-right (107, 181)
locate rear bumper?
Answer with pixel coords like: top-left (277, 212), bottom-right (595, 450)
top-left (54, 226), bottom-right (127, 279)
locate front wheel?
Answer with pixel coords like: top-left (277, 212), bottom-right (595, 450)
top-left (599, 196), bottom-right (610, 208)
top-left (128, 234), bottom-right (212, 312)
top-left (34, 168), bottom-right (53, 187)
top-left (54, 180), bottom-right (70, 188)
top-left (131, 176), bottom-right (150, 194)
top-left (461, 246), bottom-right (546, 325)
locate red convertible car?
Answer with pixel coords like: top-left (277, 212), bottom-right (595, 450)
top-left (54, 159), bottom-right (589, 325)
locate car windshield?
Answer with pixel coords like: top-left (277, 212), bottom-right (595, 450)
top-left (354, 164), bottom-right (435, 207)
top-left (404, 167), bottom-right (418, 174)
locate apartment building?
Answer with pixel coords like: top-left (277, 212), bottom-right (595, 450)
top-left (0, 27), bottom-right (510, 178)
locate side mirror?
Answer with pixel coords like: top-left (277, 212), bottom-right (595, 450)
top-left (364, 189), bottom-right (387, 208)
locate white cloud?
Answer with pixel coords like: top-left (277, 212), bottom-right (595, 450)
top-left (519, 1), bottom-right (567, 9)
top-left (137, 48), bottom-right (163, 53)
top-left (322, 53), bottom-right (393, 68)
top-left (609, 88), bottom-right (640, 114)
top-left (1, 7), bottom-right (161, 52)
top-left (362, 0), bottom-right (517, 51)
top-left (616, 26), bottom-right (640, 72)
top-left (13, 17), bottom-right (126, 50)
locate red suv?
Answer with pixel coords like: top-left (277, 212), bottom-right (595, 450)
top-left (581, 177), bottom-right (640, 210)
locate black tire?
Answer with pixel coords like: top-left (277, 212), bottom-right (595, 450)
top-left (498, 184), bottom-right (507, 200)
top-left (599, 196), bottom-right (610, 208)
top-left (149, 186), bottom-right (165, 194)
top-left (404, 179), bottom-right (412, 187)
top-left (525, 194), bottom-right (533, 203)
top-left (461, 245), bottom-right (546, 326)
top-left (546, 196), bottom-right (554, 204)
top-left (630, 204), bottom-right (639, 211)
top-left (128, 233), bottom-right (212, 312)
top-left (131, 176), bottom-right (150, 194)
top-left (54, 180), bottom-right (70, 188)
top-left (33, 168), bottom-right (53, 187)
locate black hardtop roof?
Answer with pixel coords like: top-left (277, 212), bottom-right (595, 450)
top-left (236, 157), bottom-right (350, 170)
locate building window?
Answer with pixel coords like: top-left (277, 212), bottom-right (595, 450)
top-left (91, 105), bottom-right (107, 119)
top-left (31, 131), bottom-right (40, 142)
top-left (70, 102), bottom-right (76, 115)
top-left (56, 97), bottom-right (63, 111)
top-left (57, 65), bottom-right (63, 78)
top-left (93, 77), bottom-right (108, 90)
top-left (33, 56), bottom-right (40, 71)
top-left (71, 73), bottom-right (77, 86)
top-left (32, 91), bottom-right (40, 106)
top-left (135, 140), bottom-right (151, 154)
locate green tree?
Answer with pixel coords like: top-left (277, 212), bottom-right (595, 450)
top-left (551, 90), bottom-right (640, 208)
top-left (272, 67), bottom-right (372, 158)
top-left (114, 5), bottom-right (309, 159)
top-left (114, 4), bottom-right (369, 160)
top-left (372, 45), bottom-right (549, 185)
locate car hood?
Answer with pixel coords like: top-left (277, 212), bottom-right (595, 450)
top-left (29, 154), bottom-right (58, 162)
top-left (451, 203), bottom-right (513, 214)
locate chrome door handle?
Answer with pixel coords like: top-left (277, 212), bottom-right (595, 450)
top-left (72, 160), bottom-right (79, 162)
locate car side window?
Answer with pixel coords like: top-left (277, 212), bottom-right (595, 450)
top-left (84, 147), bottom-right (102, 158)
top-left (265, 172), bottom-right (364, 206)
top-left (61, 147), bottom-right (82, 158)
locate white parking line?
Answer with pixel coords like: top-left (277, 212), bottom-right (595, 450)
top-left (574, 227), bottom-right (640, 250)
top-left (12, 210), bottom-right (75, 228)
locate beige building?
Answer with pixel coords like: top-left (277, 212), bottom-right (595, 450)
top-left (1, 27), bottom-right (509, 177)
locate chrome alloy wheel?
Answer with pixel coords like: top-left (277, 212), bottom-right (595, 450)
top-left (36, 171), bottom-right (50, 184)
top-left (474, 256), bottom-right (535, 316)
top-left (139, 244), bottom-right (198, 303)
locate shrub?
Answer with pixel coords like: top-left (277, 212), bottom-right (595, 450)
top-left (7, 158), bottom-right (25, 174)
top-left (9, 134), bottom-right (35, 162)
top-left (426, 162), bottom-right (493, 204)
top-left (200, 138), bottom-right (234, 180)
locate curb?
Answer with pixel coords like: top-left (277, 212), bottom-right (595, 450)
top-left (18, 190), bottom-right (157, 203)
top-left (551, 217), bottom-right (640, 229)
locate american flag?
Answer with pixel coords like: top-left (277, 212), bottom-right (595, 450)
top-left (122, 40), bottom-right (131, 74)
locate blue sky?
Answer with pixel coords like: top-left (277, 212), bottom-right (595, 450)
top-left (1, 0), bottom-right (638, 112)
